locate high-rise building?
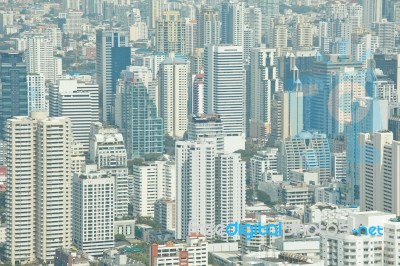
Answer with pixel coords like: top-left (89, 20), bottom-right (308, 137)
top-left (176, 140), bottom-right (216, 240)
top-left (362, 0), bottom-right (382, 29)
top-left (346, 98), bottom-right (389, 203)
top-left (373, 19), bottom-right (395, 53)
top-left (215, 153), bottom-right (245, 241)
top-left (26, 36), bottom-right (62, 83)
top-left (190, 73), bottom-right (204, 115)
top-left (155, 11), bottom-right (186, 54)
top-left (359, 131), bottom-right (400, 215)
top-left (96, 29), bottom-right (130, 122)
top-left (270, 90), bottom-right (303, 144)
top-left (72, 165), bottom-right (114, 256)
top-left (250, 148), bottom-right (279, 182)
top-left (258, 0), bottom-right (279, 39)
top-left (150, 0), bottom-right (167, 29)
top-left (0, 52), bottom-right (27, 139)
top-left (49, 79), bottom-right (99, 150)
top-left (249, 48), bottom-right (279, 141)
top-left (89, 123), bottom-right (129, 218)
top-left (158, 54), bottom-right (188, 138)
top-left (188, 114), bottom-right (224, 154)
top-left (132, 159), bottom-right (176, 217)
top-left (389, 106), bottom-right (400, 140)
top-left (6, 112), bottom-right (72, 264)
top-left (27, 74), bottom-right (46, 115)
top-left (204, 45), bottom-right (245, 152)
top-left (197, 6), bottom-right (220, 48)
top-left (115, 72), bottom-right (164, 158)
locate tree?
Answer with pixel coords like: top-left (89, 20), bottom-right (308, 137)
top-left (115, 234), bottom-right (126, 241)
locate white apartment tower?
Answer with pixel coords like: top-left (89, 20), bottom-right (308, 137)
top-left (89, 123), bottom-right (129, 218)
top-left (27, 74), bottom-right (46, 115)
top-left (204, 45), bottom-right (245, 152)
top-left (132, 159), bottom-right (176, 217)
top-left (26, 36), bottom-right (62, 83)
top-left (158, 54), bottom-right (188, 138)
top-left (359, 131), bottom-right (400, 215)
top-left (216, 153), bottom-right (246, 242)
top-left (176, 140), bottom-right (216, 240)
top-left (362, 0), bottom-right (382, 29)
top-left (72, 166), bottom-right (114, 256)
top-left (49, 79), bottom-right (99, 150)
top-left (6, 112), bottom-right (72, 265)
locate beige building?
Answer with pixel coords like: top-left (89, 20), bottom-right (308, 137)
top-left (6, 112), bottom-right (72, 265)
top-left (155, 10), bottom-right (186, 54)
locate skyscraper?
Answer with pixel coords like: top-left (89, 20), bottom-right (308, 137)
top-left (26, 36), bottom-right (62, 83)
top-left (72, 166), bottom-right (115, 256)
top-left (0, 52), bottom-right (27, 139)
top-left (89, 123), bottom-right (129, 218)
top-left (197, 6), bottom-right (220, 48)
top-left (204, 45), bottom-right (245, 152)
top-left (6, 112), bottom-right (72, 265)
top-left (115, 72), bottom-right (164, 158)
top-left (249, 48), bottom-right (279, 141)
top-left (176, 139), bottom-right (216, 240)
top-left (49, 79), bottom-right (99, 150)
top-left (158, 54), bottom-right (188, 138)
top-left (215, 153), bottom-right (246, 241)
top-left (270, 90), bottom-right (304, 144)
top-left (27, 74), bottom-right (46, 115)
top-left (155, 11), bottom-right (186, 54)
top-left (96, 29), bottom-right (130, 122)
top-left (359, 131), bottom-right (400, 215)
top-left (362, 0), bottom-right (382, 29)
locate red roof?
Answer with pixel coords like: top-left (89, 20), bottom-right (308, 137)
top-left (0, 166), bottom-right (6, 176)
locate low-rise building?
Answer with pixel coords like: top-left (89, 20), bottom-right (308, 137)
top-left (149, 234), bottom-right (208, 266)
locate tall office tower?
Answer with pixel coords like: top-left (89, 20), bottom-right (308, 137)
top-left (351, 30), bottom-right (379, 68)
top-left (306, 54), bottom-right (364, 136)
top-left (176, 140), bottom-right (216, 240)
top-left (220, 0), bottom-right (232, 44)
top-left (259, 0), bottom-right (279, 42)
top-left (132, 160), bottom-right (176, 217)
top-left (49, 79), bottom-right (99, 150)
top-left (215, 153), bottom-right (245, 242)
top-left (158, 54), bottom-right (188, 138)
top-left (359, 132), bottom-right (400, 215)
top-left (197, 6), bottom-right (220, 48)
top-left (270, 90), bottom-right (304, 144)
top-left (72, 166), bottom-right (114, 256)
top-left (366, 68), bottom-right (398, 103)
top-left (249, 48), bottom-right (279, 141)
top-left (115, 73), bottom-right (164, 158)
top-left (155, 11), bottom-right (186, 55)
top-left (389, 106), bottom-right (400, 140)
top-left (346, 98), bottom-right (389, 204)
top-left (243, 26), bottom-right (254, 62)
top-left (363, 0), bottom-right (382, 29)
top-left (0, 52), bottom-right (27, 139)
top-left (292, 21), bottom-right (313, 51)
top-left (328, 67), bottom-right (366, 138)
top-left (27, 74), bottom-right (46, 115)
top-left (26, 36), bottom-right (61, 83)
top-left (188, 114), bottom-right (224, 154)
top-left (204, 45), bottom-right (245, 153)
top-left (96, 29), bottom-right (130, 123)
top-left (6, 112), bottom-right (72, 265)
top-left (89, 123), bottom-right (129, 218)
top-left (190, 73), bottom-right (204, 115)
top-left (373, 19), bottom-right (395, 53)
